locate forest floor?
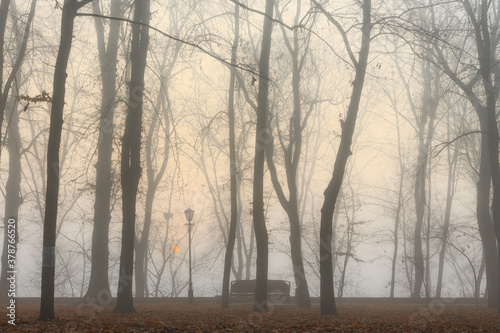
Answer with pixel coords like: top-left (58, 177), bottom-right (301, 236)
top-left (1, 302), bottom-right (499, 332)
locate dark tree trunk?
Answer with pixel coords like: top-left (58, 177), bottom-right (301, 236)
top-left (412, 153), bottom-right (425, 299)
top-left (316, 0), bottom-right (371, 316)
top-left (476, 130), bottom-right (499, 307)
top-left (468, 0), bottom-right (500, 310)
top-left (430, 0), bottom-right (499, 308)
top-left (0, 0), bottom-right (35, 155)
top-left (267, 0), bottom-right (311, 308)
top-left (252, 0), bottom-right (274, 314)
top-left (389, 112), bottom-right (404, 298)
top-left (411, 57), bottom-right (438, 299)
top-left (135, 58), bottom-right (171, 298)
top-left (222, 2), bottom-right (240, 310)
top-left (114, 0), bottom-right (150, 314)
top-left (84, 0), bottom-right (121, 305)
top-left (288, 204), bottom-right (310, 307)
top-left (0, 0), bottom-right (34, 302)
top-left (39, 0), bottom-right (93, 321)
top-left (436, 115), bottom-right (459, 298)
top-left (267, 145), bottom-right (311, 308)
top-left (134, 189), bottom-right (153, 299)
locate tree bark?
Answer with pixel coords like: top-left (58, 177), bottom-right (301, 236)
top-left (476, 127), bottom-right (499, 307)
top-left (411, 57), bottom-right (438, 298)
top-left (429, 0), bottom-right (499, 307)
top-left (135, 99), bottom-right (169, 298)
top-left (389, 107), bottom-right (404, 298)
top-left (84, 0), bottom-right (121, 305)
top-left (0, 0), bottom-right (34, 302)
top-left (266, 0), bottom-right (311, 308)
top-left (252, 0), bottom-right (274, 314)
top-left (0, 0), bottom-right (35, 157)
top-left (480, 15), bottom-right (500, 316)
top-left (222, 1), bottom-right (240, 310)
top-left (39, 0), bottom-right (93, 321)
top-left (114, 0), bottom-right (150, 314)
top-left (436, 112), bottom-right (459, 298)
top-left (318, 0), bottom-right (371, 315)
top-left (462, 0), bottom-right (500, 310)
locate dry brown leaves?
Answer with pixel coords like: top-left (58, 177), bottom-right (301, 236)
top-left (1, 302), bottom-right (499, 332)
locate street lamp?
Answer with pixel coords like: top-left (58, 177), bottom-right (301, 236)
top-left (184, 208), bottom-right (195, 303)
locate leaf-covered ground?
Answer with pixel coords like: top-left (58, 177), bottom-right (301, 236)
top-left (1, 302), bottom-right (499, 332)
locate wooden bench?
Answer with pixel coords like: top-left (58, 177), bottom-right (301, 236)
top-left (230, 279), bottom-right (291, 305)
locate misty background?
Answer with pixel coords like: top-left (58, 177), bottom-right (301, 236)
top-left (0, 0), bottom-right (491, 306)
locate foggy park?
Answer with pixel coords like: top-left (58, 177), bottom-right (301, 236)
top-left (1, 0), bottom-right (500, 331)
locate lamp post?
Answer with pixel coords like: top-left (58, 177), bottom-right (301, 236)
top-left (184, 208), bottom-right (195, 303)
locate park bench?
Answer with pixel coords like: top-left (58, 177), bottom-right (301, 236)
top-left (230, 279), bottom-right (291, 305)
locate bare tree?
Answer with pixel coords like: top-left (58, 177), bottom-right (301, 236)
top-left (0, 0), bottom-right (35, 301)
top-left (410, 56), bottom-right (440, 298)
top-left (114, 0), bottom-right (150, 314)
top-left (222, 0), bottom-right (240, 309)
top-left (264, 0), bottom-right (314, 308)
top-left (252, 0), bottom-right (274, 314)
top-left (420, 0), bottom-right (500, 307)
top-left (38, 0), bottom-right (93, 321)
top-left (312, 0), bottom-right (372, 316)
top-left (135, 66), bottom-right (173, 298)
top-left (0, 0), bottom-right (35, 155)
top-left (84, 0), bottom-right (122, 305)
top-left (436, 99), bottom-right (464, 297)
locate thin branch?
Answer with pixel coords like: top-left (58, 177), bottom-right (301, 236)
top-left (311, 0), bottom-right (358, 66)
top-left (432, 130), bottom-right (485, 158)
top-left (229, 0), bottom-right (302, 31)
top-left (75, 12), bottom-right (265, 79)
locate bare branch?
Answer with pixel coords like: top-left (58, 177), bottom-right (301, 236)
top-left (432, 130), bottom-right (485, 158)
top-left (75, 12), bottom-right (264, 79)
top-left (229, 0), bottom-right (302, 31)
top-left (311, 0), bottom-right (358, 66)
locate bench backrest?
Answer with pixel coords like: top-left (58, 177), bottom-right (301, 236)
top-left (231, 279), bottom-right (290, 294)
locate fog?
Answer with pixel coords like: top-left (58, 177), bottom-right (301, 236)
top-left (0, 0), bottom-right (497, 325)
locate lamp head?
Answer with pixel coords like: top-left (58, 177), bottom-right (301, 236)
top-left (184, 208), bottom-right (194, 222)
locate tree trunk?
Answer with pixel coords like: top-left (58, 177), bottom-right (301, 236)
top-left (38, 0), bottom-right (92, 321)
top-left (436, 116), bottom-right (459, 298)
top-left (222, 1), bottom-right (240, 310)
top-left (267, 0), bottom-right (311, 308)
top-left (0, 0), bottom-right (33, 302)
top-left (476, 129), bottom-right (499, 307)
top-left (114, 0), bottom-right (150, 314)
top-left (431, 0), bottom-right (499, 308)
top-left (252, 0), bottom-right (274, 314)
top-left (84, 0), bottom-right (121, 305)
top-left (389, 110), bottom-right (404, 298)
top-left (135, 188), bottom-right (154, 298)
top-left (472, 0), bottom-right (500, 310)
top-left (411, 58), bottom-right (438, 299)
top-left (0, 0), bottom-right (35, 156)
top-left (318, 0), bottom-right (371, 316)
top-left (246, 220), bottom-right (255, 280)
